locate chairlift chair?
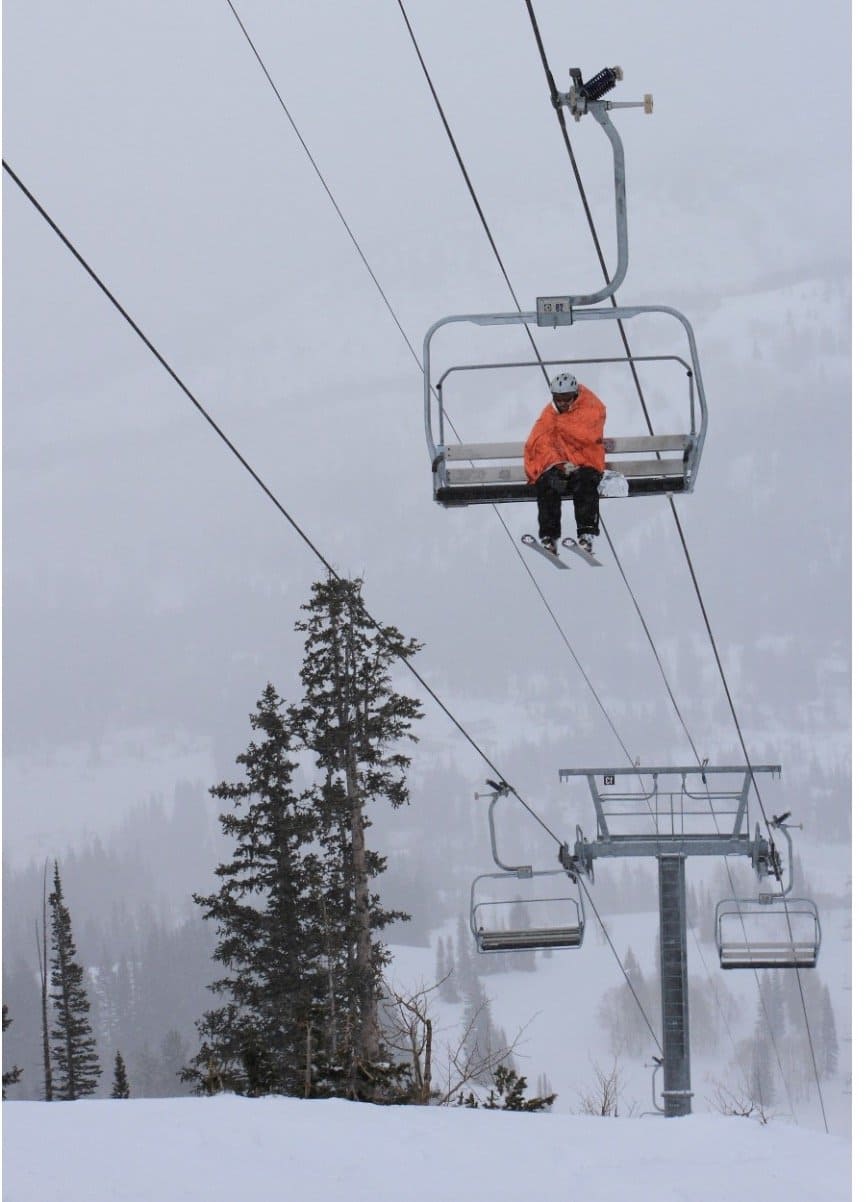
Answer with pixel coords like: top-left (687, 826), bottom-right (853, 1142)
top-left (715, 896), bottom-right (821, 969)
top-left (714, 815), bottom-right (821, 969)
top-left (468, 780), bottom-right (585, 953)
top-left (422, 70), bottom-right (709, 508)
top-left (470, 869), bottom-right (586, 953)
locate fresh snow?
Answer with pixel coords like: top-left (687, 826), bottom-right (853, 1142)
top-left (2, 1095), bottom-right (851, 1202)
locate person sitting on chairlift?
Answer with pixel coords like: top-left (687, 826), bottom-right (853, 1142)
top-left (524, 372), bottom-right (606, 556)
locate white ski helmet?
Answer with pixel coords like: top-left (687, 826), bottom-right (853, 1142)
top-left (550, 372), bottom-right (578, 395)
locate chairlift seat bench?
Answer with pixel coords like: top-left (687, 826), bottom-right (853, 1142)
top-left (434, 434), bottom-right (694, 505)
top-left (476, 926), bottom-right (586, 953)
top-left (718, 941), bottom-right (819, 969)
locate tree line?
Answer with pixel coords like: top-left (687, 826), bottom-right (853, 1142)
top-left (5, 576), bottom-right (550, 1108)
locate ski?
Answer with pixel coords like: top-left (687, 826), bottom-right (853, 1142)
top-left (562, 537), bottom-right (602, 567)
top-left (520, 534), bottom-right (570, 569)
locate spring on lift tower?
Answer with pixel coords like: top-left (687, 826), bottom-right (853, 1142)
top-left (571, 66), bottom-right (622, 101)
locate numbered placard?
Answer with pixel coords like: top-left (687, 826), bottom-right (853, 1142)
top-left (536, 296), bottom-right (573, 327)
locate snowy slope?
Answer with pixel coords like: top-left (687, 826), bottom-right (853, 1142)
top-left (1, 1094), bottom-right (851, 1202)
top-left (388, 903), bottom-right (852, 1136)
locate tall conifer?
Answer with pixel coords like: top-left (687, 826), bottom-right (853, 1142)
top-left (188, 576), bottom-right (422, 1101)
top-left (48, 862), bottom-right (102, 1099)
top-left (288, 576), bottom-right (422, 1096)
top-left (187, 684), bottom-right (325, 1096)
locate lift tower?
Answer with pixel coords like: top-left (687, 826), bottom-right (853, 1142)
top-left (557, 765), bottom-right (783, 1118)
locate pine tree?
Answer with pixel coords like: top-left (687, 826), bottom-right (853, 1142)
top-left (288, 575), bottom-right (422, 1098)
top-left (820, 985), bottom-right (838, 1078)
top-left (455, 918), bottom-right (475, 997)
top-left (438, 935), bottom-right (460, 1004)
top-left (110, 1051), bottom-right (130, 1098)
top-left (48, 862), bottom-right (102, 1099)
top-left (186, 684), bottom-right (324, 1097)
top-left (187, 577), bottom-right (423, 1102)
top-left (36, 860), bottom-right (53, 1101)
top-left (748, 1015), bottom-right (776, 1109)
top-left (2, 1005), bottom-right (22, 1097)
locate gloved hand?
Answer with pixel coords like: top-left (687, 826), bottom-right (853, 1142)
top-left (539, 466), bottom-right (568, 495)
top-left (562, 462), bottom-right (577, 476)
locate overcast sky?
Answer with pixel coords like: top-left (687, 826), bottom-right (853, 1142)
top-left (2, 1), bottom-right (852, 866)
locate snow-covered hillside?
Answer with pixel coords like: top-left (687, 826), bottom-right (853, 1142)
top-left (388, 903), bottom-right (852, 1137)
top-left (2, 1094), bottom-right (851, 1202)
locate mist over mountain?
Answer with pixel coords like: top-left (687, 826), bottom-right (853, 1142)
top-left (2, 0), bottom-right (850, 1140)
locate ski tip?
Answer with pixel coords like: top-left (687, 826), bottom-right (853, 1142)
top-left (562, 537), bottom-right (602, 566)
top-left (521, 533), bottom-right (570, 568)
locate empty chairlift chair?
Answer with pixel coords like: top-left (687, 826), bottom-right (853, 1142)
top-left (715, 896), bottom-right (821, 969)
top-left (470, 869), bottom-right (586, 953)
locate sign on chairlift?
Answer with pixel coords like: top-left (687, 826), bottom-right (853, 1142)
top-left (536, 296), bottom-right (573, 327)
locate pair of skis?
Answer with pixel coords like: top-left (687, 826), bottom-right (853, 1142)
top-left (521, 534), bottom-right (601, 569)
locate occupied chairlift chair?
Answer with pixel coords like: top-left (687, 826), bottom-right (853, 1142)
top-left (469, 781), bottom-right (585, 953)
top-left (715, 814), bottom-right (821, 969)
top-left (422, 68), bottom-right (709, 508)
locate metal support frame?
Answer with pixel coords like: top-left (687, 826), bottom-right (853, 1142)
top-left (556, 764), bottom-right (784, 1117)
top-left (658, 856), bottom-right (692, 1116)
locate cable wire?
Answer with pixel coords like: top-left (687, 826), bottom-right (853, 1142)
top-left (521, 0), bottom-right (827, 1129)
top-left (1, 157), bottom-right (563, 855)
top-left (220, 3), bottom-right (642, 790)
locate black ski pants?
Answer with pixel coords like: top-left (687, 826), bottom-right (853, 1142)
top-left (535, 465), bottom-right (602, 541)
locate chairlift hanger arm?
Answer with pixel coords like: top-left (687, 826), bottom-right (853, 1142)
top-left (543, 65), bottom-right (653, 307)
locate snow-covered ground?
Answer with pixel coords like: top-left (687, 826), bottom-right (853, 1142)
top-left (389, 903), bottom-right (852, 1135)
top-left (1, 1094), bottom-right (851, 1202)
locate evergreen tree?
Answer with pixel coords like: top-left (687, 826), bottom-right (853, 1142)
top-left (48, 863), bottom-right (102, 1099)
top-left (110, 1051), bottom-right (130, 1098)
top-left (455, 918), bottom-right (475, 997)
top-left (36, 860), bottom-right (54, 1101)
top-left (506, 904), bottom-right (536, 972)
top-left (2, 1005), bottom-right (22, 1097)
top-left (288, 575), bottom-right (422, 1097)
top-left (186, 684), bottom-right (324, 1097)
top-left (748, 1017), bottom-right (776, 1109)
top-left (820, 985), bottom-right (838, 1078)
top-left (188, 577), bottom-right (422, 1102)
top-left (438, 936), bottom-right (459, 1004)
top-left (435, 936), bottom-right (447, 985)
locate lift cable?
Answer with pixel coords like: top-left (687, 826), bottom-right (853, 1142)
top-left (523, 0), bottom-right (771, 833)
top-left (222, 0), bottom-right (424, 375)
top-left (523, 0), bottom-right (656, 438)
top-left (220, 3), bottom-right (662, 1049)
top-left (391, 0), bottom-right (653, 769)
top-left (221, 0), bottom-right (640, 774)
top-left (391, 1), bottom-right (680, 1050)
top-left (223, 1), bottom-right (786, 1076)
top-left (396, 1), bottom-right (812, 1117)
top-left (1, 158), bottom-right (564, 856)
top-left (605, 510), bottom-right (797, 1111)
top-left (668, 504), bottom-right (828, 1126)
top-left (577, 876), bottom-right (662, 1054)
top-left (391, 0), bottom-right (799, 1089)
top-left (522, 0), bottom-right (826, 1128)
top-left (393, 0), bottom-right (549, 381)
top-left (601, 519), bottom-right (701, 762)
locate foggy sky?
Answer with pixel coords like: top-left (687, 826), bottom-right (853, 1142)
top-left (2, 1), bottom-right (851, 865)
